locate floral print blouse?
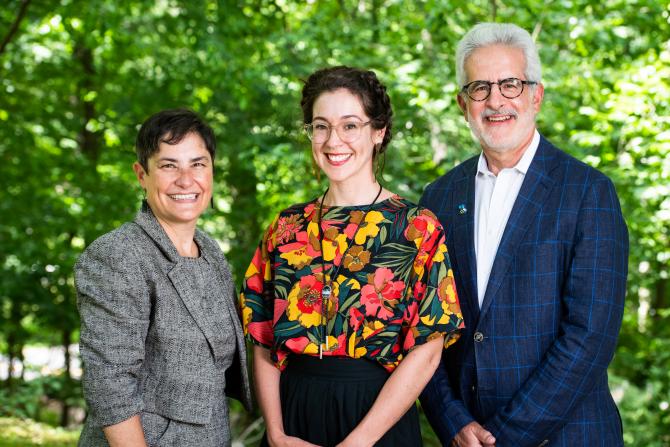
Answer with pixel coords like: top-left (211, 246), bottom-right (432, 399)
top-left (240, 195), bottom-right (464, 372)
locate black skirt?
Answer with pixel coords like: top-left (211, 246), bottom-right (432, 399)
top-left (261, 355), bottom-right (422, 447)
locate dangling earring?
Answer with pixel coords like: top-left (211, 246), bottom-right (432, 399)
top-left (210, 196), bottom-right (215, 210)
top-left (374, 144), bottom-right (386, 182)
top-left (372, 144), bottom-right (379, 177)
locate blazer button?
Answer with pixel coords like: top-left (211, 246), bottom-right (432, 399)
top-left (474, 332), bottom-right (484, 342)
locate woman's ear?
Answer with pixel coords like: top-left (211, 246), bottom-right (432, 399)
top-left (375, 127), bottom-right (386, 145)
top-left (133, 162), bottom-right (147, 188)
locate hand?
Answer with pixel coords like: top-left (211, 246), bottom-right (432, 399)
top-left (268, 433), bottom-right (321, 447)
top-left (451, 421), bottom-right (496, 447)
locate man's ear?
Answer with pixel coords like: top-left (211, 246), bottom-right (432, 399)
top-left (457, 94), bottom-right (468, 121)
top-left (532, 83), bottom-right (545, 113)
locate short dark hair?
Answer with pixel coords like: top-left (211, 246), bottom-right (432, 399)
top-left (135, 108), bottom-right (216, 172)
top-left (300, 66), bottom-right (393, 154)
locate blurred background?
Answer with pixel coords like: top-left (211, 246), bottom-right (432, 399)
top-left (1, 0), bottom-right (668, 445)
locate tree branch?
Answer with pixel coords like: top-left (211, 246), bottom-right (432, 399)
top-left (74, 40), bottom-right (100, 163)
top-left (371, 0), bottom-right (380, 43)
top-left (0, 0), bottom-right (31, 57)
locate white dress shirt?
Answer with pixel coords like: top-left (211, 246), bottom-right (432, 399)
top-left (474, 130), bottom-right (540, 307)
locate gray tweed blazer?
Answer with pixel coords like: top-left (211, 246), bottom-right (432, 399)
top-left (76, 203), bottom-right (252, 438)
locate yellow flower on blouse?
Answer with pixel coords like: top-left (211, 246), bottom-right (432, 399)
top-left (239, 293), bottom-right (253, 334)
top-left (324, 335), bottom-right (341, 352)
top-left (302, 341), bottom-right (319, 355)
top-left (362, 320), bottom-right (385, 339)
top-left (347, 333), bottom-right (367, 358)
top-left (413, 251), bottom-right (428, 277)
top-left (433, 243), bottom-right (447, 263)
top-left (437, 272), bottom-right (461, 322)
top-left (280, 246), bottom-right (313, 269)
top-left (354, 210), bottom-right (385, 244)
top-left (322, 227), bottom-right (349, 262)
top-left (336, 274), bottom-right (360, 290)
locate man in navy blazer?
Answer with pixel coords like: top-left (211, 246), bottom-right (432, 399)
top-left (420, 23), bottom-right (628, 447)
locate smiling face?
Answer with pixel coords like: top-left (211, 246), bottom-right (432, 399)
top-left (133, 132), bottom-right (213, 229)
top-left (311, 88), bottom-right (385, 188)
top-left (457, 44), bottom-right (544, 157)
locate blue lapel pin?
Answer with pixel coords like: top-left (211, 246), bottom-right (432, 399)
top-left (458, 203), bottom-right (467, 215)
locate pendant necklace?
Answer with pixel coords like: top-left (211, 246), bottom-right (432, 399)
top-left (316, 183), bottom-right (383, 358)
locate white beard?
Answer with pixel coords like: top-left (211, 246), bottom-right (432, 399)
top-left (467, 106), bottom-right (537, 154)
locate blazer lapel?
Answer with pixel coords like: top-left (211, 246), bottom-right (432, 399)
top-left (197, 231), bottom-right (253, 410)
top-left (201, 236), bottom-right (245, 349)
top-left (167, 263), bottom-right (229, 361)
top-left (451, 159), bottom-right (480, 322)
top-left (479, 137), bottom-right (558, 318)
top-left (133, 203), bottom-right (227, 361)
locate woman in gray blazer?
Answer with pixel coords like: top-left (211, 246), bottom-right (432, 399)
top-left (76, 109), bottom-right (251, 447)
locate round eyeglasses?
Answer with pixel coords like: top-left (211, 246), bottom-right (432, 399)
top-left (461, 77), bottom-right (537, 101)
top-left (304, 120), bottom-right (372, 144)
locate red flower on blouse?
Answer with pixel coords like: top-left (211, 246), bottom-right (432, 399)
top-left (244, 249), bottom-right (265, 294)
top-left (286, 275), bottom-right (324, 328)
top-left (349, 307), bottom-right (365, 331)
top-left (275, 214), bottom-right (304, 244)
top-left (360, 267), bottom-right (405, 320)
top-left (278, 231), bottom-right (319, 269)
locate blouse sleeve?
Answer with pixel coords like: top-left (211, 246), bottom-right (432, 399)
top-left (402, 209), bottom-right (464, 353)
top-left (240, 216), bottom-right (278, 349)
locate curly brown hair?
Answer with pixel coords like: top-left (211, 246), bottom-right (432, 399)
top-left (300, 66), bottom-right (393, 155)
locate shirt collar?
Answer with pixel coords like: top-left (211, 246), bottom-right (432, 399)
top-left (477, 129), bottom-right (540, 176)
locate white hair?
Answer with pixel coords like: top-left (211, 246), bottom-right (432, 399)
top-left (455, 23), bottom-right (542, 88)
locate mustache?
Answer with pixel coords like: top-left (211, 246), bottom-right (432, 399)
top-left (480, 108), bottom-right (518, 119)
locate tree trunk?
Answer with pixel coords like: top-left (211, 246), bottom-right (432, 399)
top-left (5, 300), bottom-right (24, 388)
top-left (74, 41), bottom-right (100, 164)
top-left (63, 329), bottom-right (71, 379)
top-left (60, 328), bottom-right (72, 427)
top-left (5, 330), bottom-right (16, 388)
top-left (18, 346), bottom-right (25, 381)
top-left (652, 276), bottom-right (668, 323)
top-left (490, 0), bottom-right (497, 21)
top-left (371, 0), bottom-right (380, 43)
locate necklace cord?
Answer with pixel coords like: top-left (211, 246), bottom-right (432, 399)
top-left (316, 183), bottom-right (384, 356)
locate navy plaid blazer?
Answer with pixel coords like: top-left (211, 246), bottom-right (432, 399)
top-left (419, 136), bottom-right (628, 447)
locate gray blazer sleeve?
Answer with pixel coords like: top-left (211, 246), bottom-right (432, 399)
top-left (76, 229), bottom-right (150, 427)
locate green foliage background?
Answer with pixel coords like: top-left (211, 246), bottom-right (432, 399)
top-left (1, 0), bottom-right (669, 445)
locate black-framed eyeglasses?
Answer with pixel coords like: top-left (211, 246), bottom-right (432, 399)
top-left (304, 120), bottom-right (372, 144)
top-left (461, 77), bottom-right (537, 101)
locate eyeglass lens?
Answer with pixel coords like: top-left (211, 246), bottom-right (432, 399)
top-left (465, 78), bottom-right (526, 101)
top-left (307, 121), bottom-right (367, 143)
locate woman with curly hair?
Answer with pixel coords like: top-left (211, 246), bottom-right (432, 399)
top-left (241, 66), bottom-right (464, 447)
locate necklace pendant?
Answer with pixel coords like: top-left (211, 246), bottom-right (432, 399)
top-left (321, 285), bottom-right (332, 299)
